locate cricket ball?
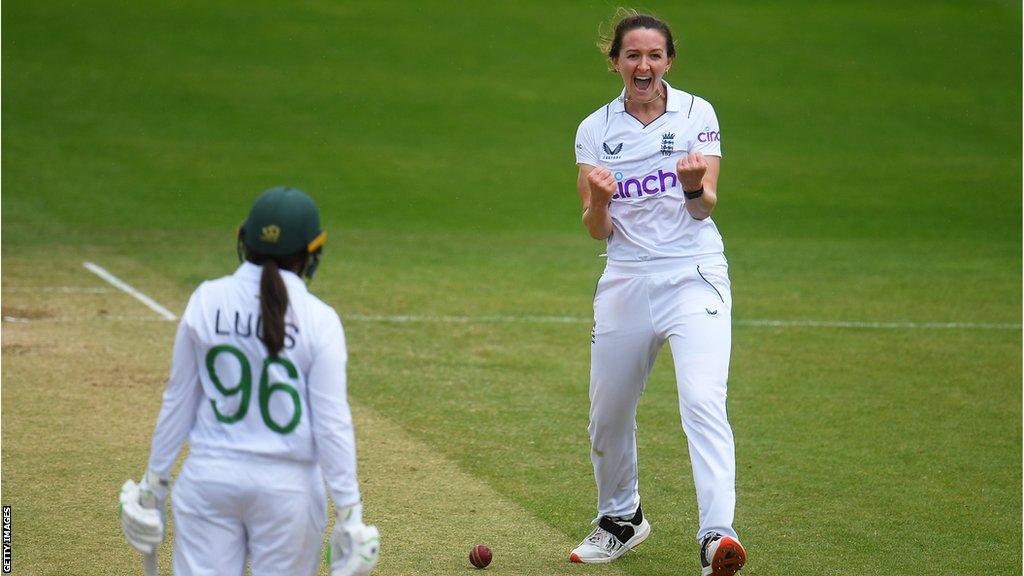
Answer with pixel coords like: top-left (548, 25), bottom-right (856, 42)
top-left (469, 544), bottom-right (492, 569)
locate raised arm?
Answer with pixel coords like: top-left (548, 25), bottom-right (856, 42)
top-left (677, 153), bottom-right (720, 221)
top-left (578, 164), bottom-right (615, 240)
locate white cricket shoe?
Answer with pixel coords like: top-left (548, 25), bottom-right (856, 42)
top-left (699, 531), bottom-right (746, 576)
top-left (569, 504), bottom-right (651, 564)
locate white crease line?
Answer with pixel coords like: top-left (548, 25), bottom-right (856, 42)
top-left (347, 314), bottom-right (585, 324)
top-left (346, 313), bottom-right (1021, 331)
top-left (3, 315), bottom-right (169, 323)
top-left (3, 307), bottom-right (1018, 331)
top-left (735, 319), bottom-right (1022, 330)
top-left (82, 262), bottom-right (178, 321)
top-left (2, 286), bottom-right (114, 293)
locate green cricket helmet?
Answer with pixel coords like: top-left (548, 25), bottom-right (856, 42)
top-left (237, 186), bottom-right (327, 279)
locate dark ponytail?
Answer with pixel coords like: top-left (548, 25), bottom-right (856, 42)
top-left (259, 259), bottom-right (289, 357)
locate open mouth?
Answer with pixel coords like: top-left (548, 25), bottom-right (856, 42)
top-left (633, 76), bottom-right (653, 91)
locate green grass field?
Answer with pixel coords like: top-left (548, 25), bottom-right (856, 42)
top-left (3, 1), bottom-right (1021, 574)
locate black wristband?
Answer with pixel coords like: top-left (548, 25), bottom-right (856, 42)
top-left (684, 187), bottom-right (704, 200)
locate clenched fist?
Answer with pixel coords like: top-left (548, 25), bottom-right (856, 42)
top-left (587, 166), bottom-right (617, 206)
top-left (676, 152), bottom-right (707, 193)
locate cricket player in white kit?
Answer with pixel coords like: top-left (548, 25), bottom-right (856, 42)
top-left (569, 12), bottom-right (746, 576)
top-left (119, 187), bottom-right (380, 576)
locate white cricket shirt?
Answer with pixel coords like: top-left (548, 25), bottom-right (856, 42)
top-left (147, 262), bottom-right (360, 507)
top-left (575, 81), bottom-right (724, 261)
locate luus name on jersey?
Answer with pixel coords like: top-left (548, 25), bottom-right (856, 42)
top-left (213, 309), bottom-right (300, 350)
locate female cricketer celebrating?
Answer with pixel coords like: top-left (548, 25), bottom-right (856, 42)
top-left (569, 12), bottom-right (746, 576)
top-left (119, 187), bottom-right (380, 576)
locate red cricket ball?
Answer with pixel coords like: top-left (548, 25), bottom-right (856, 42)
top-left (469, 544), bottom-right (492, 569)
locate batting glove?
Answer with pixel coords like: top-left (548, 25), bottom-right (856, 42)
top-left (119, 470), bottom-right (168, 555)
top-left (329, 504), bottom-right (380, 576)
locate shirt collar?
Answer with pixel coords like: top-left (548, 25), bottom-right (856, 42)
top-left (610, 80), bottom-right (681, 113)
top-left (234, 261), bottom-right (308, 295)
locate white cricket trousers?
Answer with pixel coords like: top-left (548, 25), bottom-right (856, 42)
top-left (589, 254), bottom-right (737, 542)
top-left (171, 452), bottom-right (327, 576)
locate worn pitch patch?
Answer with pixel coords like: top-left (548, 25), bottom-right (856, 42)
top-left (351, 403), bottom-right (631, 575)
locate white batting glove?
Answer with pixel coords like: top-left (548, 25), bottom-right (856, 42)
top-left (329, 504), bottom-right (380, 576)
top-left (119, 470), bottom-right (168, 555)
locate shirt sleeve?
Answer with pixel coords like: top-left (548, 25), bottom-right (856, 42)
top-left (147, 294), bottom-right (204, 478)
top-left (575, 113), bottom-right (601, 166)
top-left (691, 100), bottom-right (723, 158)
top-left (307, 310), bottom-right (361, 508)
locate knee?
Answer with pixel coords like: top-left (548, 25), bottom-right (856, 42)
top-left (588, 412), bottom-right (635, 439)
top-left (679, 385), bottom-right (728, 426)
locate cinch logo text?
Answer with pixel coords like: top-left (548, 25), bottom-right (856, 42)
top-left (697, 130), bottom-right (721, 143)
top-left (612, 169), bottom-right (677, 200)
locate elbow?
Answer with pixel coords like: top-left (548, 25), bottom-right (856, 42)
top-left (583, 219), bottom-right (612, 240)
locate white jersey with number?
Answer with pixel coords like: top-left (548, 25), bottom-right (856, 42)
top-left (147, 262), bottom-right (359, 507)
top-left (575, 81), bottom-right (724, 261)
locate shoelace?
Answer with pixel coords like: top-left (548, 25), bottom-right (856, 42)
top-left (585, 527), bottom-right (622, 552)
top-left (701, 532), bottom-right (722, 563)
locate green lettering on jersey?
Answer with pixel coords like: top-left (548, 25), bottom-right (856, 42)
top-left (206, 345), bottom-right (251, 424)
top-left (260, 357), bottom-right (302, 434)
top-left (204, 345), bottom-right (302, 435)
